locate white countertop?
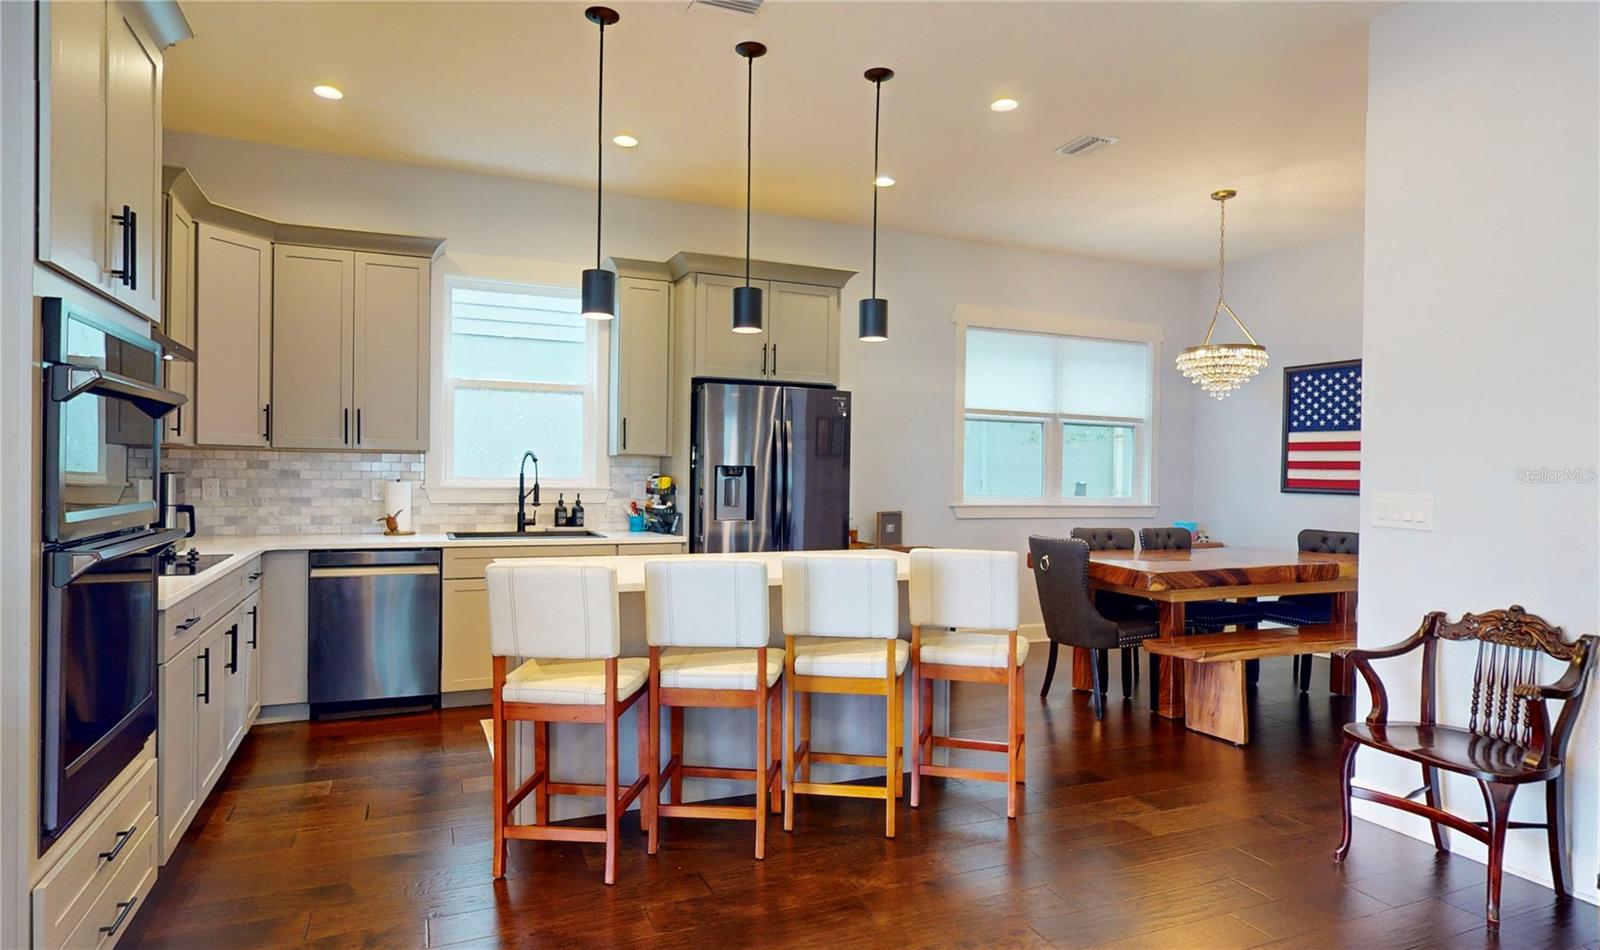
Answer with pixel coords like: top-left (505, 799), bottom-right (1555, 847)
top-left (488, 549), bottom-right (912, 593)
top-left (157, 529), bottom-right (685, 611)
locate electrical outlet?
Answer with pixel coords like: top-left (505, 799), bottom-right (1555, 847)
top-left (1372, 492), bottom-right (1433, 530)
top-left (202, 477), bottom-right (221, 502)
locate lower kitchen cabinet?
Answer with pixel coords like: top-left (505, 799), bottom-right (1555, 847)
top-left (441, 578), bottom-right (491, 692)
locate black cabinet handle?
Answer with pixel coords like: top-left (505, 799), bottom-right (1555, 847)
top-left (760, 343), bottom-right (768, 376)
top-left (247, 572), bottom-right (262, 582)
top-left (98, 825), bottom-right (137, 863)
top-left (99, 897), bottom-right (137, 937)
top-left (247, 606), bottom-right (258, 648)
top-left (176, 615), bottom-right (200, 631)
top-left (172, 405), bottom-right (182, 438)
top-left (343, 407), bottom-right (350, 444)
top-left (110, 205), bottom-right (135, 288)
top-left (772, 344), bottom-right (778, 374)
top-left (356, 408), bottom-right (362, 445)
top-left (225, 624), bottom-right (238, 673)
top-left (621, 417), bottom-right (627, 450)
top-left (198, 648), bottom-right (211, 703)
top-left (263, 403), bottom-right (272, 442)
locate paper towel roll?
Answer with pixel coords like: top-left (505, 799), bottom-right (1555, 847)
top-left (382, 479), bottom-right (413, 533)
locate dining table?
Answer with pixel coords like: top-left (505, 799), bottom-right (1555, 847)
top-left (1081, 547), bottom-right (1359, 719)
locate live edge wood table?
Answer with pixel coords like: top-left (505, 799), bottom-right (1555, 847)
top-left (1143, 624), bottom-right (1357, 744)
top-left (1085, 547), bottom-right (1358, 720)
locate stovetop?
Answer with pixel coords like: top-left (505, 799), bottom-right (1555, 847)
top-left (158, 547), bottom-right (231, 577)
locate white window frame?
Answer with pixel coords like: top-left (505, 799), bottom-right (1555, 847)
top-left (951, 304), bottom-right (1162, 519)
top-left (425, 266), bottom-right (612, 503)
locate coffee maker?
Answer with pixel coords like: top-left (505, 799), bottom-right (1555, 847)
top-left (159, 472), bottom-right (197, 539)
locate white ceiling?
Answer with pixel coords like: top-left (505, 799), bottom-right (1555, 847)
top-left (164, 1), bottom-right (1379, 269)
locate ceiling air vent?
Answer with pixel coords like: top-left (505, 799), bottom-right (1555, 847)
top-left (685, 0), bottom-right (763, 15)
top-left (1054, 134), bottom-right (1120, 158)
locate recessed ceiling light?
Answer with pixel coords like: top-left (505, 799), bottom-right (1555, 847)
top-left (873, 175), bottom-right (895, 188)
top-left (312, 85), bottom-right (344, 100)
top-left (613, 134), bottom-right (639, 148)
top-left (990, 97), bottom-right (1018, 112)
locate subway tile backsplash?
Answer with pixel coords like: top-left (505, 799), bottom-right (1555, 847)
top-left (160, 448), bottom-right (663, 536)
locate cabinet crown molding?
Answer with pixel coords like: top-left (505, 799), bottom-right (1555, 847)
top-left (664, 252), bottom-right (856, 288)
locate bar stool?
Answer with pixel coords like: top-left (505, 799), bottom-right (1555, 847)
top-left (644, 559), bottom-right (783, 859)
top-left (907, 549), bottom-right (1026, 818)
top-left (486, 562), bottom-right (652, 885)
top-left (781, 554), bottom-right (904, 837)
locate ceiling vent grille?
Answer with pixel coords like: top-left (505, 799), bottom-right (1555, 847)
top-left (1054, 134), bottom-right (1120, 158)
top-left (686, 0), bottom-right (763, 16)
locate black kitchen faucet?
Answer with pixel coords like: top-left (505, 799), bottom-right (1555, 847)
top-left (516, 451), bottom-right (540, 531)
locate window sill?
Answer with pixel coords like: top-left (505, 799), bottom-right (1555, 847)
top-left (423, 483), bottom-right (614, 506)
top-left (950, 502), bottom-right (1159, 520)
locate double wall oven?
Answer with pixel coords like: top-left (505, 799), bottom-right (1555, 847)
top-left (40, 297), bottom-right (186, 851)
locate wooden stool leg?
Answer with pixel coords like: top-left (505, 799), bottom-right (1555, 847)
top-left (647, 655), bottom-right (661, 854)
top-left (534, 720), bottom-right (549, 826)
top-left (894, 673), bottom-right (904, 799)
top-left (770, 681), bottom-right (783, 814)
top-left (755, 649), bottom-right (770, 859)
top-left (603, 661), bottom-right (620, 886)
top-left (783, 636), bottom-right (797, 832)
top-left (909, 626), bottom-right (923, 808)
top-left (669, 705), bottom-right (685, 805)
top-left (491, 679), bottom-right (508, 879)
top-left (1006, 634), bottom-right (1020, 819)
top-left (799, 691), bottom-right (812, 783)
top-left (884, 642), bottom-right (897, 838)
top-left (638, 686), bottom-right (656, 856)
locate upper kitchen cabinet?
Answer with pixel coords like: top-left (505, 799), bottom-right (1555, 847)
top-left (767, 280), bottom-right (840, 385)
top-left (194, 223), bottom-right (273, 447)
top-left (37, 1), bottom-right (185, 323)
top-left (692, 272), bottom-right (771, 380)
top-left (604, 265), bottom-right (674, 457)
top-left (351, 253), bottom-right (430, 451)
top-left (161, 188), bottom-right (196, 445)
top-left (272, 245), bottom-right (355, 450)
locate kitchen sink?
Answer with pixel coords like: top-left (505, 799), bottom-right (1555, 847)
top-left (447, 529), bottom-right (607, 540)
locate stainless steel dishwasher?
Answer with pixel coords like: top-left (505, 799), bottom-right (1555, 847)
top-left (308, 549), bottom-right (442, 713)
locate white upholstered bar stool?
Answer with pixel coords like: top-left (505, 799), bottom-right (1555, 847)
top-left (644, 559), bottom-right (783, 859)
top-left (908, 549), bottom-right (1026, 818)
top-left (486, 562), bottom-right (652, 885)
top-left (781, 554), bottom-right (905, 837)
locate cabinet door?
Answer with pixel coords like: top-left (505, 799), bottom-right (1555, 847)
top-left (767, 281), bottom-right (839, 385)
top-left (243, 591), bottom-right (262, 723)
top-left (221, 609), bottom-right (247, 758)
top-left (37, 0), bottom-right (109, 291)
top-left (441, 579), bottom-right (491, 692)
top-left (162, 360), bottom-right (195, 446)
top-left (610, 277), bottom-right (672, 456)
top-left (104, 8), bottom-right (162, 320)
top-left (162, 194), bottom-right (197, 446)
top-left (258, 552), bottom-right (308, 706)
top-left (272, 246), bottom-right (354, 449)
top-left (157, 638), bottom-right (200, 861)
top-left (195, 622), bottom-right (228, 795)
top-left (195, 223), bottom-right (272, 446)
top-left (694, 273), bottom-right (769, 380)
top-left (352, 253), bottom-right (429, 450)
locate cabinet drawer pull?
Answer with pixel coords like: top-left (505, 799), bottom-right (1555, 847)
top-left (99, 897), bottom-right (137, 937)
top-left (98, 825), bottom-right (137, 863)
top-left (176, 615), bottom-right (200, 631)
top-left (247, 572), bottom-right (262, 582)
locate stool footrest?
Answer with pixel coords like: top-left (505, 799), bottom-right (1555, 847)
top-left (546, 782), bottom-right (605, 797)
top-left (659, 803), bottom-right (758, 821)
top-left (809, 751), bottom-right (889, 768)
top-left (931, 736), bottom-right (1007, 753)
top-left (792, 781), bottom-right (888, 800)
top-left (504, 824), bottom-right (606, 843)
top-left (678, 765), bottom-right (758, 781)
top-left (921, 764), bottom-right (1007, 783)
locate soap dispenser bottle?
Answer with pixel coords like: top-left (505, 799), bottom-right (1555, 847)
top-left (571, 494), bottom-right (585, 528)
top-left (553, 494), bottom-right (568, 528)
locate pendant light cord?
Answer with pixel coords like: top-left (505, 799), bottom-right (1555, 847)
top-left (744, 52), bottom-right (753, 288)
top-left (596, 20), bottom-right (605, 270)
top-left (871, 77), bottom-right (881, 298)
top-left (1216, 195), bottom-right (1226, 308)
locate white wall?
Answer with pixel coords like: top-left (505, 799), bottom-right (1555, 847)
top-left (1359, 1), bottom-right (1598, 904)
top-left (1190, 233), bottom-right (1363, 546)
top-left (164, 132), bottom-right (1200, 624)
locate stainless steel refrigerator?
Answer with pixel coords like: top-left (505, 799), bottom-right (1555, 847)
top-left (690, 382), bottom-right (851, 553)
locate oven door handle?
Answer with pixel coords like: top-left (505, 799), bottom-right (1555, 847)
top-left (49, 527), bottom-right (188, 588)
top-left (48, 362), bottom-right (185, 419)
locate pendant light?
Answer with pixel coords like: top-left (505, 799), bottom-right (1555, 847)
top-left (731, 41), bottom-right (766, 334)
top-left (1176, 189), bottom-right (1269, 399)
top-left (580, 6), bottom-right (620, 320)
top-left (858, 67), bottom-right (894, 342)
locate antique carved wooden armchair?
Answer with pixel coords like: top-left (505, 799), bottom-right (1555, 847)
top-left (1335, 606), bottom-right (1597, 929)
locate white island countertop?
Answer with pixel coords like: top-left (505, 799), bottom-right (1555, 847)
top-left (157, 529), bottom-right (685, 611)
top-left (489, 548), bottom-right (911, 592)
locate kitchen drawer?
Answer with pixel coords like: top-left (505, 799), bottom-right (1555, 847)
top-left (52, 821), bottom-right (156, 950)
top-left (32, 758), bottom-right (156, 950)
top-left (159, 556), bottom-right (262, 662)
top-left (616, 543), bottom-right (685, 556)
top-left (442, 544), bottom-right (616, 580)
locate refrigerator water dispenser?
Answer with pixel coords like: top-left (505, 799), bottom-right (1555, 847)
top-left (714, 465), bottom-right (753, 521)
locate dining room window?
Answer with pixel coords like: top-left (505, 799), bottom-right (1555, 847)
top-left (961, 327), bottom-right (1152, 502)
top-left (436, 276), bottom-right (604, 488)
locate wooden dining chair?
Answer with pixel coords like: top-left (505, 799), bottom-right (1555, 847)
top-left (1336, 606), bottom-right (1597, 930)
top-left (486, 562), bottom-right (652, 885)
top-left (1263, 529), bottom-right (1360, 691)
top-left (644, 559), bottom-right (783, 859)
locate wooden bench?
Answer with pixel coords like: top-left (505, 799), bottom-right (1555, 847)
top-left (1143, 623), bottom-right (1356, 745)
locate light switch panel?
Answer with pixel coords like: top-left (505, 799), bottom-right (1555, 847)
top-left (202, 477), bottom-right (221, 502)
top-left (1372, 492), bottom-right (1433, 530)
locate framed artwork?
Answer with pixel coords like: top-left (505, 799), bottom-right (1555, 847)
top-left (874, 510), bottom-right (904, 547)
top-left (1281, 359), bottom-right (1361, 495)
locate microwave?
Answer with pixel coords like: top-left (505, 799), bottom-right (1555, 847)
top-left (41, 297), bottom-right (183, 544)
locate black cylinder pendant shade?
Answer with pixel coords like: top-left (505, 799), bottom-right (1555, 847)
top-left (732, 285), bottom-right (764, 334)
top-left (858, 297), bottom-right (888, 342)
top-left (581, 267), bottom-right (616, 321)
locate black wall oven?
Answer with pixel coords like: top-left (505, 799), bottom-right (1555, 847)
top-left (40, 297), bottom-right (186, 851)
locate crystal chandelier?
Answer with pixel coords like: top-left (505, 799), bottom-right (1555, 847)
top-left (1177, 189), bottom-right (1268, 399)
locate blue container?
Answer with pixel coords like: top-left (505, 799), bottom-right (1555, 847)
top-left (628, 513), bottom-right (646, 532)
top-left (1173, 520), bottom-right (1198, 534)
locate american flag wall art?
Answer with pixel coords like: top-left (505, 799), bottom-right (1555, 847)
top-left (1281, 360), bottom-right (1361, 495)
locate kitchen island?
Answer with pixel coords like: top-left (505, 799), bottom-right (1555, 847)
top-left (488, 549), bottom-right (949, 821)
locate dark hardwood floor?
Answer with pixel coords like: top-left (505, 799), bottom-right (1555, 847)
top-left (125, 654), bottom-right (1597, 949)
